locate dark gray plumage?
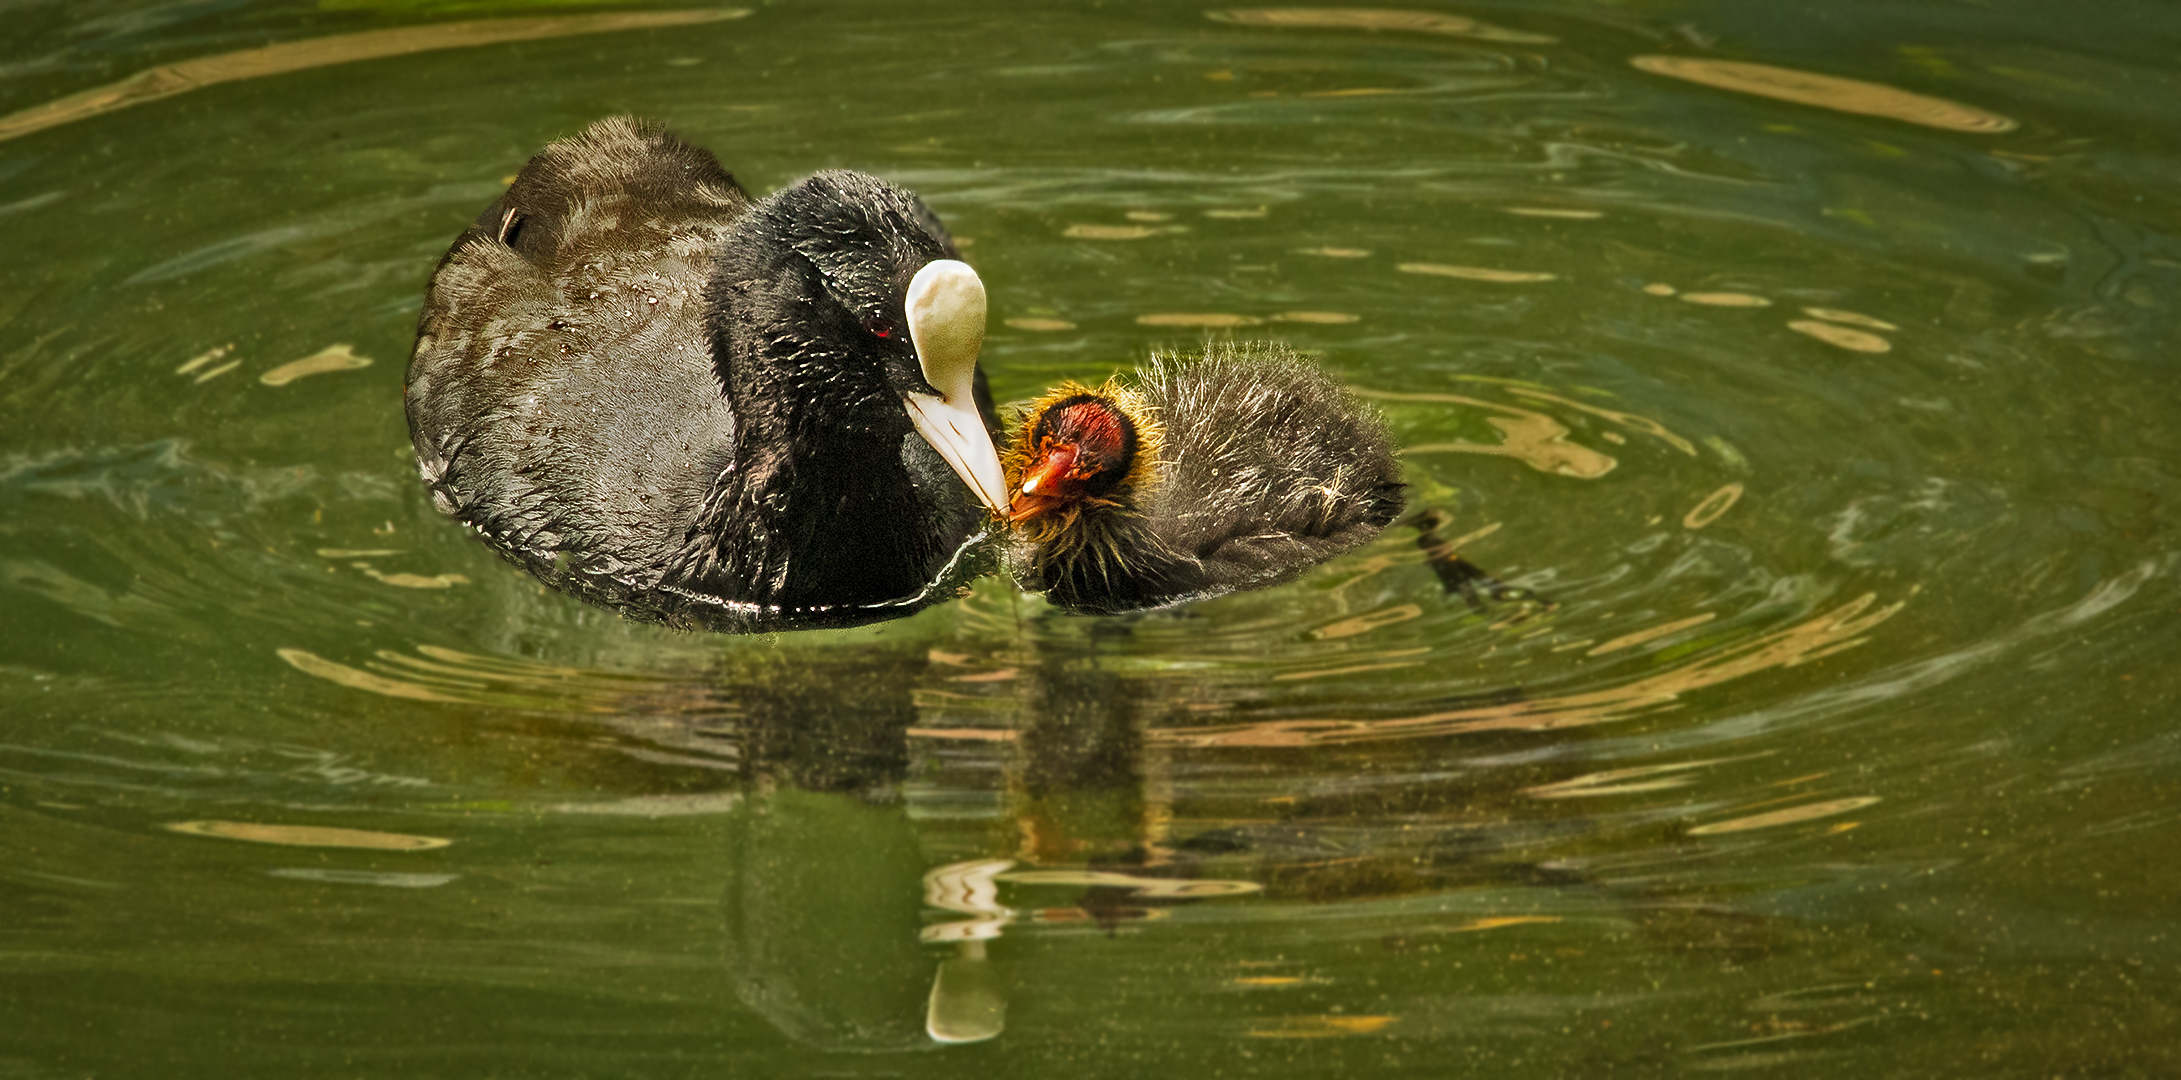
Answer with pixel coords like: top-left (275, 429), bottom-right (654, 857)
top-left (1005, 343), bottom-right (1405, 614)
top-left (405, 118), bottom-right (1003, 633)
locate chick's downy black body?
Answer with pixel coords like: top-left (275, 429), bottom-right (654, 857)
top-left (1006, 343), bottom-right (1405, 614)
top-left (407, 118), bottom-right (1003, 632)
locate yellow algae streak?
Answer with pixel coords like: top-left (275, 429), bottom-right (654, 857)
top-left (946, 668), bottom-right (1020, 683)
top-left (1680, 291), bottom-right (1771, 307)
top-left (995, 870), bottom-right (1262, 898)
top-left (260, 344), bottom-right (372, 386)
top-left (194, 360), bottom-right (243, 384)
top-left (1404, 411), bottom-right (1618, 479)
top-left (1683, 482), bottom-right (1745, 529)
top-left (1588, 612), bottom-right (1719, 657)
top-left (905, 727), bottom-right (1019, 742)
top-left (1313, 604), bottom-right (1424, 640)
top-left (0, 11), bottom-right (749, 143)
top-left (1688, 796), bottom-right (1882, 835)
top-left (1137, 312), bottom-right (1263, 328)
top-left (1505, 207), bottom-right (1604, 219)
top-left (1209, 8), bottom-right (1556, 44)
top-left (1274, 658), bottom-right (1428, 682)
top-left (280, 642), bottom-right (721, 715)
top-left (1249, 1015), bottom-right (1398, 1038)
top-left (1527, 763), bottom-right (1712, 799)
top-left (1153, 592), bottom-right (1905, 747)
top-left (167, 820), bottom-right (451, 850)
top-left (409, 644), bottom-right (599, 681)
top-left (1065, 224), bottom-right (1165, 240)
top-left (1449, 915), bottom-right (1561, 932)
top-left (358, 567), bottom-right (468, 589)
top-left (175, 343), bottom-right (234, 375)
top-left (1789, 319), bottom-right (1893, 352)
top-left (1004, 317), bottom-right (1076, 331)
top-left (1506, 387), bottom-right (1697, 456)
top-left (1630, 56), bottom-right (2017, 133)
top-left (1399, 262), bottom-right (1558, 283)
top-left (278, 647), bottom-right (466, 704)
top-left (1412, 426), bottom-right (1614, 476)
top-left (1802, 307), bottom-right (1898, 330)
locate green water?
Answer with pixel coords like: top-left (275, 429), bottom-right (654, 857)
top-left (4, 2), bottom-right (2178, 1075)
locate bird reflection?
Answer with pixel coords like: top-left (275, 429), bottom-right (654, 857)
top-left (446, 562), bottom-right (1790, 1051)
top-left (692, 503), bottom-right (1701, 1053)
top-left (716, 645), bottom-right (937, 1052)
top-left (728, 648), bottom-right (921, 797)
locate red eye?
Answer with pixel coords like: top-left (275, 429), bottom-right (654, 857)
top-left (862, 313), bottom-right (896, 339)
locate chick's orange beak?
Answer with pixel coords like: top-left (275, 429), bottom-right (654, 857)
top-left (1009, 442), bottom-right (1080, 523)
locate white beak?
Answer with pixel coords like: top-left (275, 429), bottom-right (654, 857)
top-left (903, 259), bottom-right (1008, 514)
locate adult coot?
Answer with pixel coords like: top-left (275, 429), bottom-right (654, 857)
top-left (1004, 343), bottom-right (1405, 614)
top-left (407, 118), bottom-right (1007, 632)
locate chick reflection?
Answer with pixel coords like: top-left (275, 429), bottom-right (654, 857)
top-left (1013, 626), bottom-right (1151, 873)
top-left (717, 646), bottom-right (940, 1053)
top-left (993, 624), bottom-right (1266, 918)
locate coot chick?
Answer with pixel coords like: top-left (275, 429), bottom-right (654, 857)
top-left (407, 118), bottom-right (1007, 632)
top-left (1004, 343), bottom-right (1404, 614)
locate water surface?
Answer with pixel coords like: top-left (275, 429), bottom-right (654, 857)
top-left (3, 1), bottom-right (2179, 1075)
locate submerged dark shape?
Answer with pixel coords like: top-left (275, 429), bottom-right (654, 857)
top-left (1410, 506), bottom-right (1556, 622)
top-left (406, 117), bottom-right (1007, 632)
top-left (1004, 343), bottom-right (1406, 614)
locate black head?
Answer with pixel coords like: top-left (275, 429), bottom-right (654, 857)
top-left (704, 170), bottom-right (1003, 516)
top-left (708, 171), bottom-right (955, 419)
